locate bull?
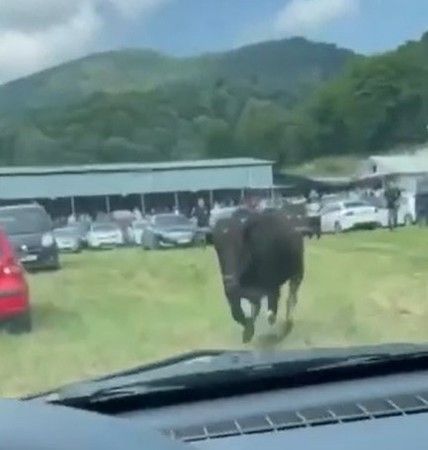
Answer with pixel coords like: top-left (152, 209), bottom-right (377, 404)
top-left (212, 209), bottom-right (304, 343)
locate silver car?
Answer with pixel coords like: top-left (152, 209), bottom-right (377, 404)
top-left (53, 226), bottom-right (82, 253)
top-left (87, 222), bottom-right (124, 249)
top-left (142, 214), bottom-right (198, 250)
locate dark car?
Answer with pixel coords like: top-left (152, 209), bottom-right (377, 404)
top-left (142, 214), bottom-right (199, 249)
top-left (0, 204), bottom-right (60, 271)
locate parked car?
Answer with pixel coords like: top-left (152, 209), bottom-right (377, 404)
top-left (87, 222), bottom-right (124, 249)
top-left (282, 197), bottom-right (314, 237)
top-left (142, 214), bottom-right (199, 249)
top-left (0, 228), bottom-right (31, 333)
top-left (320, 200), bottom-right (380, 233)
top-left (0, 203), bottom-right (59, 271)
top-left (208, 206), bottom-right (239, 229)
top-left (53, 226), bottom-right (82, 253)
top-left (127, 220), bottom-right (148, 245)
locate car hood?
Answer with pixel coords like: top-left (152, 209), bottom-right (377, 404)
top-left (91, 230), bottom-right (120, 236)
top-left (55, 233), bottom-right (78, 241)
top-left (8, 233), bottom-right (43, 251)
top-left (154, 226), bottom-right (195, 234)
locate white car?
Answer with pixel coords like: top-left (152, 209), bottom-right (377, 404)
top-left (320, 200), bottom-right (381, 234)
top-left (209, 206), bottom-right (238, 229)
top-left (127, 220), bottom-right (148, 245)
top-left (53, 226), bottom-right (82, 253)
top-left (87, 222), bottom-right (124, 248)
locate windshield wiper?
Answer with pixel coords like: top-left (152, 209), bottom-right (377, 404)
top-left (34, 344), bottom-right (428, 407)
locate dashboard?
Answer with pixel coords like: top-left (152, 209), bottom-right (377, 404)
top-left (4, 368), bottom-right (428, 449)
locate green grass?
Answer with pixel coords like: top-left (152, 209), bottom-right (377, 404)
top-left (1, 228), bottom-right (428, 397)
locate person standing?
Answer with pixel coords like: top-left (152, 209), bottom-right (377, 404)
top-left (191, 198), bottom-right (210, 248)
top-left (192, 198), bottom-right (210, 228)
top-left (384, 181), bottom-right (401, 231)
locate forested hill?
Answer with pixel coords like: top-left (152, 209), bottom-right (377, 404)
top-left (0, 37), bottom-right (358, 166)
top-left (284, 32), bottom-right (428, 163)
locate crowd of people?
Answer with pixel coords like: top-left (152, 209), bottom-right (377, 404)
top-left (48, 181), bottom-right (412, 234)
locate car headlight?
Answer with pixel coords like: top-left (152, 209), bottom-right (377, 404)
top-left (41, 232), bottom-right (55, 247)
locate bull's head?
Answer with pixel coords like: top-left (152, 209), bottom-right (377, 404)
top-left (212, 216), bottom-right (249, 298)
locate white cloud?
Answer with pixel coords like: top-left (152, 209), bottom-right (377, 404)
top-left (0, 2), bottom-right (101, 83)
top-left (0, 0), bottom-right (84, 32)
top-left (0, 0), bottom-right (172, 84)
top-left (107, 0), bottom-right (172, 19)
top-left (274, 0), bottom-right (359, 36)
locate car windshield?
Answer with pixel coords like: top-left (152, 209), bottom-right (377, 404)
top-left (54, 227), bottom-right (77, 236)
top-left (92, 223), bottom-right (118, 232)
top-left (154, 215), bottom-right (191, 227)
top-left (133, 222), bottom-right (147, 230)
top-left (344, 202), bottom-right (369, 208)
top-left (0, 208), bottom-right (51, 235)
top-left (2, 0), bottom-right (428, 401)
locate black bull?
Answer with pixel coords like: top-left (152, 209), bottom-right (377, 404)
top-left (212, 210), bottom-right (304, 343)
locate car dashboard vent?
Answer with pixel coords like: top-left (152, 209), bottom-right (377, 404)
top-left (163, 392), bottom-right (428, 443)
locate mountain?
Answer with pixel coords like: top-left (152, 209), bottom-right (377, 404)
top-left (0, 37), bottom-right (355, 115)
top-left (0, 37), bottom-right (357, 167)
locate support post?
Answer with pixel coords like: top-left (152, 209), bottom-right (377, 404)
top-left (240, 189), bottom-right (245, 203)
top-left (140, 194), bottom-right (146, 215)
top-left (105, 196), bottom-right (111, 214)
top-left (70, 197), bottom-right (76, 216)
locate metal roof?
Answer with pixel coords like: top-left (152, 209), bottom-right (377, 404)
top-left (0, 158), bottom-right (272, 176)
top-left (368, 154), bottom-right (428, 175)
top-left (0, 159), bottom-right (274, 199)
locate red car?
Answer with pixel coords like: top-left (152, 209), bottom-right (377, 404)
top-left (0, 229), bottom-right (31, 333)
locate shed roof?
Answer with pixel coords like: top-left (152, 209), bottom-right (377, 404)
top-left (0, 158), bottom-right (272, 176)
top-left (369, 154), bottom-right (428, 175)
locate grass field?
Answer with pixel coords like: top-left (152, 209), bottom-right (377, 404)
top-left (1, 227), bottom-right (428, 397)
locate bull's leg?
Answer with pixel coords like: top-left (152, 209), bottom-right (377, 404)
top-left (267, 288), bottom-right (280, 325)
top-left (286, 273), bottom-right (303, 324)
top-left (228, 297), bottom-right (255, 343)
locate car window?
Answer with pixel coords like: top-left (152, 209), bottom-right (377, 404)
top-left (322, 205), bottom-right (341, 214)
top-left (0, 208), bottom-right (51, 235)
top-left (154, 215), bottom-right (191, 227)
top-left (54, 228), bottom-right (76, 235)
top-left (3, 0), bottom-right (428, 405)
top-left (92, 223), bottom-right (118, 232)
top-left (344, 202), bottom-right (368, 208)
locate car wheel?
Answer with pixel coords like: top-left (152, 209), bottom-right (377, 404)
top-left (8, 312), bottom-right (32, 334)
top-left (334, 221), bottom-right (342, 234)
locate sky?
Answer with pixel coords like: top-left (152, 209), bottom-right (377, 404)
top-left (1, 0), bottom-right (428, 84)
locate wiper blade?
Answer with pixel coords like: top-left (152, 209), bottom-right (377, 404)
top-left (37, 344), bottom-right (428, 405)
top-left (48, 383), bottom-right (186, 404)
top-left (308, 350), bottom-right (428, 372)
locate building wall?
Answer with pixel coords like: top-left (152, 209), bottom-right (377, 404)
top-left (0, 165), bottom-right (273, 200)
